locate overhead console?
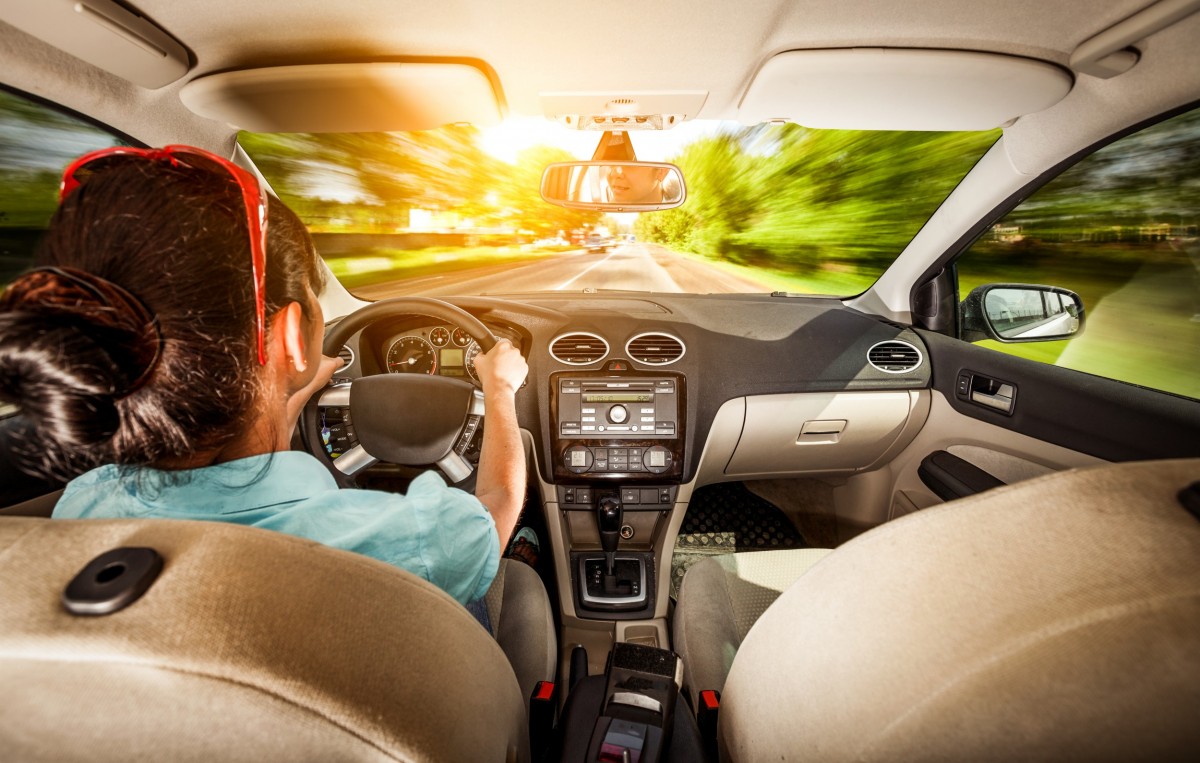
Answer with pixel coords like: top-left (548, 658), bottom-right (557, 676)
top-left (551, 370), bottom-right (685, 483)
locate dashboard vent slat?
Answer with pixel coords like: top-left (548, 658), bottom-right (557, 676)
top-left (626, 333), bottom-right (686, 365)
top-left (338, 344), bottom-right (355, 371)
top-left (867, 340), bottom-right (923, 374)
top-left (550, 332), bottom-right (609, 365)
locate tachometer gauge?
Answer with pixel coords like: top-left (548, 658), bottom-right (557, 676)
top-left (465, 342), bottom-right (481, 383)
top-left (451, 327), bottom-right (472, 347)
top-left (387, 336), bottom-right (437, 374)
top-left (429, 326), bottom-right (450, 347)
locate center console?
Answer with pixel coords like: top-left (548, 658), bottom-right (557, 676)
top-left (549, 370), bottom-right (686, 619)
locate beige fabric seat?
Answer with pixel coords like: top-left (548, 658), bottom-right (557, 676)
top-left (673, 547), bottom-right (832, 708)
top-left (718, 458), bottom-right (1200, 761)
top-left (0, 516), bottom-right (543, 762)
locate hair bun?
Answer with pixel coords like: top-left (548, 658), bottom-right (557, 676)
top-left (0, 266), bottom-right (162, 395)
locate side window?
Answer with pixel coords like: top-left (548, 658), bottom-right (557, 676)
top-left (957, 106), bottom-right (1200, 400)
top-left (0, 88), bottom-right (126, 286)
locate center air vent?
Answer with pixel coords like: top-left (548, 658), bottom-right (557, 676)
top-left (867, 340), bottom-right (923, 373)
top-left (338, 344), bottom-right (356, 372)
top-left (550, 332), bottom-right (609, 365)
top-left (626, 332), bottom-right (686, 365)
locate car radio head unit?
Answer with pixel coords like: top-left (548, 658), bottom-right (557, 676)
top-left (557, 378), bottom-right (678, 439)
top-left (550, 371), bottom-right (685, 481)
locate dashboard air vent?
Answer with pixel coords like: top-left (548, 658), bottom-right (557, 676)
top-left (867, 340), bottom-right (923, 373)
top-left (626, 332), bottom-right (686, 365)
top-left (338, 344), bottom-right (355, 371)
top-left (550, 332), bottom-right (609, 365)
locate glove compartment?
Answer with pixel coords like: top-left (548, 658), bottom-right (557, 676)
top-left (724, 390), bottom-right (928, 478)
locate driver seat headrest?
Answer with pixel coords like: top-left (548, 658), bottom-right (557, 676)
top-left (0, 517), bottom-right (527, 762)
top-left (720, 458), bottom-right (1200, 761)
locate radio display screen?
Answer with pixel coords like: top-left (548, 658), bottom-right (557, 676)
top-left (583, 393), bottom-right (654, 403)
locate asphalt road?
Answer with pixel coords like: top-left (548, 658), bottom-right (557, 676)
top-left (352, 242), bottom-right (772, 299)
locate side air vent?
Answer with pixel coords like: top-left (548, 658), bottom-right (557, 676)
top-left (338, 344), bottom-right (355, 372)
top-left (626, 332), bottom-right (686, 365)
top-left (867, 340), bottom-right (923, 373)
top-left (550, 332), bottom-right (609, 365)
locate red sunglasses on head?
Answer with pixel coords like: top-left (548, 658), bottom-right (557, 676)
top-left (59, 145), bottom-right (271, 365)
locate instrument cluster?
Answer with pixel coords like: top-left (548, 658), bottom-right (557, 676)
top-left (384, 323), bottom-right (519, 385)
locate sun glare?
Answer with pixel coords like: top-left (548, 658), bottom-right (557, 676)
top-left (479, 117), bottom-right (729, 164)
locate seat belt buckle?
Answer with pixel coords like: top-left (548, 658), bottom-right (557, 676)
top-left (530, 680), bottom-right (557, 758)
top-left (697, 689), bottom-right (720, 755)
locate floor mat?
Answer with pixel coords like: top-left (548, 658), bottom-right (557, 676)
top-left (670, 482), bottom-right (805, 600)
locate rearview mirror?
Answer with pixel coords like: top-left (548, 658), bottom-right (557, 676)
top-left (539, 161), bottom-right (686, 212)
top-left (961, 284), bottom-right (1085, 343)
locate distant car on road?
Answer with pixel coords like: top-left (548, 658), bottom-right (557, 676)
top-left (584, 233), bottom-right (612, 253)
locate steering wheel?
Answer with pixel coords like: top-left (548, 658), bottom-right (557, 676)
top-left (303, 297), bottom-right (499, 487)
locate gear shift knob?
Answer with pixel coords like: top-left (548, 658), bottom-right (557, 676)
top-left (597, 495), bottom-right (622, 574)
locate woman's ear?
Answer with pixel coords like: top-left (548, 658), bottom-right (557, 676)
top-left (275, 301), bottom-right (309, 373)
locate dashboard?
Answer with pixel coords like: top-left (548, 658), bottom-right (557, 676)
top-left (335, 293), bottom-right (933, 486)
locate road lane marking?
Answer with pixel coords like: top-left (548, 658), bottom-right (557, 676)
top-left (555, 250), bottom-right (618, 290)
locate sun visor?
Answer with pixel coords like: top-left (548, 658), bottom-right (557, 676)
top-left (180, 62), bottom-right (505, 133)
top-left (1, 0), bottom-right (190, 89)
top-left (738, 49), bottom-right (1073, 131)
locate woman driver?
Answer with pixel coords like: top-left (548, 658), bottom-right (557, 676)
top-left (0, 146), bottom-right (527, 608)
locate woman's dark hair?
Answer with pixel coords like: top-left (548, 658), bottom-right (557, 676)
top-left (0, 156), bottom-right (325, 481)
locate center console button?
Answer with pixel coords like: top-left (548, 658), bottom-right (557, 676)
top-left (643, 445), bottom-right (672, 473)
top-left (608, 405), bottom-right (629, 424)
top-left (564, 445), bottom-right (593, 474)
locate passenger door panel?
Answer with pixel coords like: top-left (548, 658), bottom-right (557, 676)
top-left (918, 329), bottom-right (1200, 462)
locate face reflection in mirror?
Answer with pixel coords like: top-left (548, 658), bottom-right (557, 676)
top-left (604, 164), bottom-right (669, 204)
top-left (540, 162), bottom-right (685, 209)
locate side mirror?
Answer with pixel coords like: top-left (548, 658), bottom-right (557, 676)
top-left (960, 284), bottom-right (1085, 343)
top-left (539, 161), bottom-right (686, 212)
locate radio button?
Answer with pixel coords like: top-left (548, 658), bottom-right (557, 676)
top-left (641, 416), bottom-right (655, 423)
top-left (641, 407), bottom-right (655, 414)
top-left (582, 407), bottom-right (596, 414)
top-left (582, 425), bottom-right (596, 432)
top-left (582, 416), bottom-right (595, 422)
top-left (607, 405), bottom-right (629, 424)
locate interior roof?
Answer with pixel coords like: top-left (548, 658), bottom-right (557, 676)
top-left (136, 0), bottom-right (1143, 118)
top-left (2, 0), bottom-right (1199, 173)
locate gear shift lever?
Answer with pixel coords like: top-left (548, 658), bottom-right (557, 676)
top-left (597, 494), bottom-right (622, 575)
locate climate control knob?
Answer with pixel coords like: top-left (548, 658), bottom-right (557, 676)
top-left (607, 405), bottom-right (629, 424)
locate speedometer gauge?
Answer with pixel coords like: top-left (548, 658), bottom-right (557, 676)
top-left (387, 336), bottom-right (437, 375)
top-left (465, 342), bottom-right (481, 383)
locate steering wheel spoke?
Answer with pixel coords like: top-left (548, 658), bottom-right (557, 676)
top-left (436, 451), bottom-right (474, 484)
top-left (332, 444), bottom-right (379, 476)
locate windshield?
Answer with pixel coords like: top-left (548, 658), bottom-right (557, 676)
top-left (241, 122), bottom-right (999, 299)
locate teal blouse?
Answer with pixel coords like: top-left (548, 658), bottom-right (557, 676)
top-left (53, 451), bottom-right (500, 605)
